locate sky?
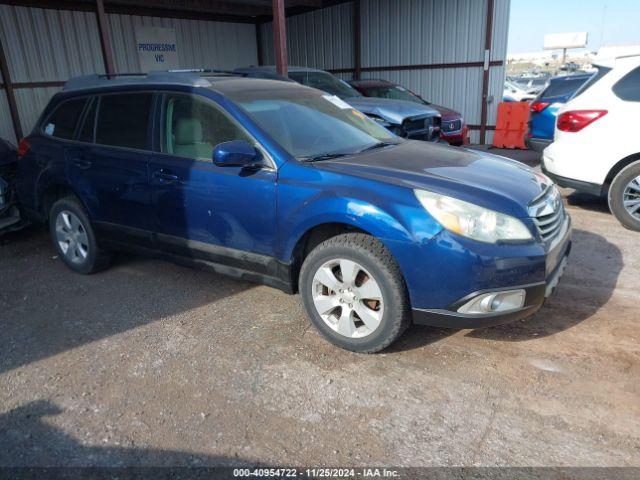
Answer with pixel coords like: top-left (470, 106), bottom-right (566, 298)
top-left (508, 0), bottom-right (640, 53)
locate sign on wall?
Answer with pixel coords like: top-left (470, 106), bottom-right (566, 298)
top-left (135, 26), bottom-right (179, 72)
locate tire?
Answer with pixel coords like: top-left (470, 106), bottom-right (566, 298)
top-left (608, 160), bottom-right (640, 231)
top-left (49, 196), bottom-right (113, 274)
top-left (299, 233), bottom-right (411, 353)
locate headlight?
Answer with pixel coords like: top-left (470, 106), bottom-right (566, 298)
top-left (366, 114), bottom-right (391, 127)
top-left (414, 190), bottom-right (533, 243)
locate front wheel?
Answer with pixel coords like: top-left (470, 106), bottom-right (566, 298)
top-left (299, 233), bottom-right (411, 353)
top-left (608, 161), bottom-right (640, 231)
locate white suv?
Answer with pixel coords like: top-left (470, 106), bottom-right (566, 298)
top-left (543, 55), bottom-right (640, 231)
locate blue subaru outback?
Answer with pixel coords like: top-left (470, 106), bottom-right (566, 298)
top-left (12, 71), bottom-right (571, 353)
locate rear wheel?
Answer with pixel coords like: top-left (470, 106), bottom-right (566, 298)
top-left (299, 233), bottom-right (411, 353)
top-left (49, 196), bottom-right (112, 274)
top-left (608, 161), bottom-right (640, 231)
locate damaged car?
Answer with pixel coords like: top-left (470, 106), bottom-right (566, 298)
top-left (0, 138), bottom-right (23, 234)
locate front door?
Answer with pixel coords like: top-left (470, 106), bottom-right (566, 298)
top-left (148, 92), bottom-right (278, 276)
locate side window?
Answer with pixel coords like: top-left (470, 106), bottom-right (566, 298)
top-left (613, 67), bottom-right (640, 102)
top-left (78, 97), bottom-right (98, 143)
top-left (96, 93), bottom-right (153, 149)
top-left (162, 93), bottom-right (251, 160)
top-left (43, 98), bottom-right (87, 140)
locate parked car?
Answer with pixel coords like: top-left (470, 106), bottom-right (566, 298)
top-left (543, 55), bottom-right (640, 231)
top-left (0, 138), bottom-right (22, 233)
top-left (348, 79), bottom-right (467, 146)
top-left (527, 73), bottom-right (592, 151)
top-left (234, 66), bottom-right (442, 142)
top-left (11, 71), bottom-right (571, 352)
top-left (512, 76), bottom-right (549, 96)
top-left (503, 81), bottom-right (536, 102)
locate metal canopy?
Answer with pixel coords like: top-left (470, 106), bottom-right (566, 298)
top-left (1, 0), bottom-right (351, 22)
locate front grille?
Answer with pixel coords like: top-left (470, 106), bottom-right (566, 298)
top-left (403, 115), bottom-right (441, 141)
top-left (403, 115), bottom-right (431, 133)
top-left (529, 186), bottom-right (566, 241)
top-left (442, 119), bottom-right (462, 132)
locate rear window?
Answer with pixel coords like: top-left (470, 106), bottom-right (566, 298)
top-left (613, 67), bottom-right (640, 102)
top-left (541, 77), bottom-right (589, 100)
top-left (572, 66), bottom-right (612, 99)
top-left (43, 98), bottom-right (87, 140)
top-left (95, 93), bottom-right (153, 150)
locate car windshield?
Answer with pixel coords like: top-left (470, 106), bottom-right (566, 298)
top-left (289, 71), bottom-right (362, 100)
top-left (363, 85), bottom-right (425, 105)
top-left (227, 87), bottom-right (398, 160)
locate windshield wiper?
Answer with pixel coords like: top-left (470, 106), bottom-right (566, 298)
top-left (301, 152), bottom-right (353, 162)
top-left (357, 141), bottom-right (398, 153)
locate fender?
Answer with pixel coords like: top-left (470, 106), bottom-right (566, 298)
top-left (279, 193), bottom-right (442, 264)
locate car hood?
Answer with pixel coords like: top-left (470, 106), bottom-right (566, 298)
top-left (344, 97), bottom-right (440, 125)
top-left (428, 103), bottom-right (461, 120)
top-left (315, 141), bottom-right (551, 218)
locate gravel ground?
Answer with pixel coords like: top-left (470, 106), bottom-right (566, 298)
top-left (1, 151), bottom-right (639, 467)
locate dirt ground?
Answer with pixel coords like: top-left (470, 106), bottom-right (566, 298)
top-left (1, 149), bottom-right (639, 468)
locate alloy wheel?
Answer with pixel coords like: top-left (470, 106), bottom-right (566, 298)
top-left (55, 210), bottom-right (89, 264)
top-left (623, 175), bottom-right (640, 219)
top-left (311, 258), bottom-right (384, 339)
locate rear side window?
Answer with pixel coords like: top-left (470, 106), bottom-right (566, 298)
top-left (613, 67), bottom-right (640, 102)
top-left (541, 77), bottom-right (589, 100)
top-left (96, 93), bottom-right (153, 150)
top-left (43, 98), bottom-right (87, 140)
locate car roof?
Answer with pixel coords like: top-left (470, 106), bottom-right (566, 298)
top-left (349, 79), bottom-right (394, 88)
top-left (61, 71), bottom-right (303, 95)
top-left (235, 65), bottom-right (331, 74)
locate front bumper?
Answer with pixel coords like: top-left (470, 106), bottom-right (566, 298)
top-left (412, 218), bottom-right (572, 329)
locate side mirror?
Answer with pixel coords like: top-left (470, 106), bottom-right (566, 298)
top-left (213, 140), bottom-right (260, 167)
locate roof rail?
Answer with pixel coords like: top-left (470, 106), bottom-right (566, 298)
top-left (62, 70), bottom-right (233, 92)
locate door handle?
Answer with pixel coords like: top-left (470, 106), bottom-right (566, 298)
top-left (153, 169), bottom-right (179, 184)
top-left (72, 158), bottom-right (92, 170)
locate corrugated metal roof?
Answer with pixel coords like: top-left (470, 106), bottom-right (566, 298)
top-left (108, 14), bottom-right (258, 73)
top-left (259, 0), bottom-right (510, 143)
top-left (259, 1), bottom-right (353, 69)
top-left (0, 4), bottom-right (259, 138)
top-left (361, 0), bottom-right (486, 66)
top-left (0, 91), bottom-right (16, 144)
top-left (0, 5), bottom-right (104, 83)
top-left (1, 0), bottom-right (509, 144)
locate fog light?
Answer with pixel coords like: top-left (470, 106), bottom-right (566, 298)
top-left (457, 289), bottom-right (526, 315)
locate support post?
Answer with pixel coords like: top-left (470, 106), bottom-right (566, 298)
top-left (479, 0), bottom-right (494, 145)
top-left (256, 22), bottom-right (264, 66)
top-left (95, 0), bottom-right (116, 75)
top-left (0, 36), bottom-right (22, 142)
top-left (353, 0), bottom-right (361, 80)
top-left (272, 0), bottom-right (288, 76)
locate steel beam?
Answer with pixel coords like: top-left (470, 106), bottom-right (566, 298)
top-left (272, 0), bottom-right (288, 76)
top-left (95, 0), bottom-right (116, 76)
top-left (479, 0), bottom-right (495, 145)
top-left (353, 0), bottom-right (361, 80)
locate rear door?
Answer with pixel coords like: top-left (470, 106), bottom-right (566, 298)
top-left (66, 91), bottom-right (155, 247)
top-left (148, 92), bottom-right (278, 267)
